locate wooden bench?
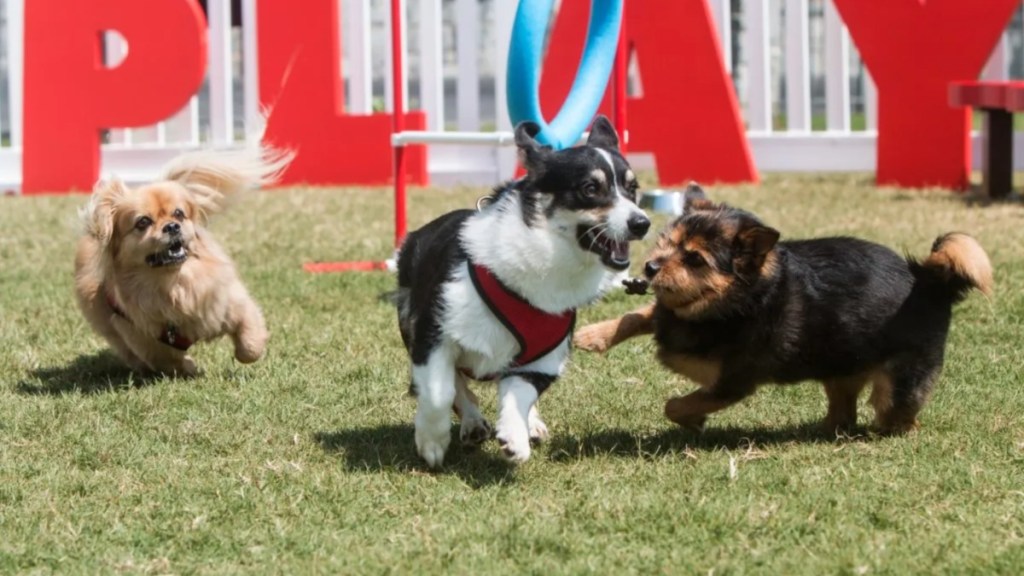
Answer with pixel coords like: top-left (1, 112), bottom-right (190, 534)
top-left (949, 80), bottom-right (1024, 198)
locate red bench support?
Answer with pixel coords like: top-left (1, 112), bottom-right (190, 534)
top-left (949, 81), bottom-right (1024, 198)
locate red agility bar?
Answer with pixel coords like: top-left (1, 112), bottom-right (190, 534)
top-left (391, 0), bottom-right (408, 248)
top-left (613, 12), bottom-right (628, 153)
top-left (306, 0), bottom-right (406, 274)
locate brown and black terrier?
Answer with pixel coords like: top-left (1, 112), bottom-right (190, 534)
top-left (575, 186), bottom-right (993, 435)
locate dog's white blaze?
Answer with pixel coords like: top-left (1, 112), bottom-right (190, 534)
top-left (412, 344), bottom-right (458, 468)
top-left (596, 148), bottom-right (644, 240)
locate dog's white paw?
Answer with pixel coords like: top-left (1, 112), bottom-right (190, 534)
top-left (460, 416), bottom-right (493, 447)
top-left (415, 426), bottom-right (450, 469)
top-left (179, 357), bottom-right (199, 378)
top-left (495, 417), bottom-right (532, 463)
top-left (528, 407), bottom-right (549, 444)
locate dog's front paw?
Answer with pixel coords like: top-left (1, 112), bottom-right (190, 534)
top-left (573, 322), bottom-right (615, 353)
top-left (233, 324), bottom-right (268, 364)
top-left (179, 357), bottom-right (200, 378)
top-left (664, 398), bottom-right (707, 433)
top-left (415, 426), bottom-right (451, 469)
top-left (459, 416), bottom-right (493, 448)
top-left (495, 418), bottom-right (532, 463)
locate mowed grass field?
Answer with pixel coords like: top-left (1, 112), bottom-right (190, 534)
top-left (1, 175), bottom-right (1022, 574)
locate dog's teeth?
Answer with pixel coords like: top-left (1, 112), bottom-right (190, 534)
top-left (612, 241), bottom-right (629, 260)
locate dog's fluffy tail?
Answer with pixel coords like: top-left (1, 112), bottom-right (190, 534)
top-left (911, 233), bottom-right (993, 303)
top-left (161, 144), bottom-right (293, 218)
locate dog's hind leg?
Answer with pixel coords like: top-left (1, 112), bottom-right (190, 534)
top-left (871, 358), bottom-right (940, 435)
top-left (454, 374), bottom-right (492, 447)
top-left (822, 373), bottom-right (870, 433)
top-left (412, 344), bottom-right (458, 468)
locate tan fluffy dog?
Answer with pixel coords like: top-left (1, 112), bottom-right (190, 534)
top-left (74, 146), bottom-right (291, 376)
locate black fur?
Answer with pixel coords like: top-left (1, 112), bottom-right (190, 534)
top-left (653, 237), bottom-right (942, 385)
top-left (648, 202), bottom-right (988, 433)
top-left (515, 372), bottom-right (558, 395)
top-left (395, 209), bottom-right (472, 369)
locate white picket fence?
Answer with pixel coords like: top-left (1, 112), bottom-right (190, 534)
top-left (0, 0), bottom-right (1022, 192)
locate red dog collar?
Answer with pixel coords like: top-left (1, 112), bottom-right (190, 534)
top-left (105, 289), bottom-right (194, 351)
top-left (465, 263), bottom-right (575, 380)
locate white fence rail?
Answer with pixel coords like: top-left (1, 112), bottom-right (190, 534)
top-left (0, 0), bottom-right (1023, 191)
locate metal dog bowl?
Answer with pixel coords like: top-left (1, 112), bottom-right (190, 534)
top-left (639, 189), bottom-right (684, 215)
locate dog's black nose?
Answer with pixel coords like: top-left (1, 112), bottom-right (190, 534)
top-left (163, 222), bottom-right (181, 236)
top-left (628, 214), bottom-right (651, 238)
top-left (644, 260), bottom-right (661, 279)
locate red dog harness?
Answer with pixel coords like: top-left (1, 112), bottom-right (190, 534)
top-left (106, 290), bottom-right (194, 351)
top-left (464, 263), bottom-right (576, 380)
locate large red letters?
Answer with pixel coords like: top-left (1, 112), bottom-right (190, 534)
top-left (834, 0), bottom-right (1018, 188)
top-left (20, 0), bottom-right (1021, 191)
top-left (23, 0), bottom-right (206, 194)
top-left (258, 0), bottom-right (426, 186)
top-left (540, 0), bottom-right (757, 185)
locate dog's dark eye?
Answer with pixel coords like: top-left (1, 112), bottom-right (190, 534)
top-left (683, 251), bottom-right (707, 269)
top-left (172, 208), bottom-right (186, 220)
top-left (134, 216), bottom-right (153, 231)
top-left (581, 181), bottom-right (600, 197)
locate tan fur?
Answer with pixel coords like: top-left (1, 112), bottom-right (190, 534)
top-left (657, 352), bottom-right (721, 388)
top-left (663, 390), bottom-right (738, 432)
top-left (573, 304), bottom-right (656, 352)
top-left (923, 233), bottom-right (993, 296)
top-left (74, 145), bottom-right (290, 376)
top-left (823, 373), bottom-right (871, 433)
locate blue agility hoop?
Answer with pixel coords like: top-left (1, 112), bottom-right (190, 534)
top-left (506, 0), bottom-right (623, 150)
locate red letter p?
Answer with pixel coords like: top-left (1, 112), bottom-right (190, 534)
top-left (23, 0), bottom-right (207, 193)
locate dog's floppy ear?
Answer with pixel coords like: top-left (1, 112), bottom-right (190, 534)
top-left (81, 178), bottom-right (128, 248)
top-left (514, 121), bottom-right (550, 176)
top-left (586, 115), bottom-right (620, 151)
top-left (683, 181), bottom-right (716, 213)
top-left (736, 222), bottom-right (780, 257)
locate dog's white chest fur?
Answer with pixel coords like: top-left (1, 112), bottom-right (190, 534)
top-left (441, 262), bottom-right (551, 378)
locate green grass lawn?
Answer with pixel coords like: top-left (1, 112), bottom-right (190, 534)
top-left (1, 175), bottom-right (1022, 574)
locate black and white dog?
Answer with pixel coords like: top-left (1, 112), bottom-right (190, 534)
top-left (394, 116), bottom-right (650, 467)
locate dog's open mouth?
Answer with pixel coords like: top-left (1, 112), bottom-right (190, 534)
top-left (577, 225), bottom-right (630, 271)
top-left (146, 240), bottom-right (188, 267)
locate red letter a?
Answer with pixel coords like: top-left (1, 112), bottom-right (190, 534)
top-left (541, 0), bottom-right (757, 185)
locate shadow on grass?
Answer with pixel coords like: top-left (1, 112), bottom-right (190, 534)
top-left (546, 421), bottom-right (869, 462)
top-left (960, 186), bottom-right (1024, 207)
top-left (890, 184), bottom-right (1024, 207)
top-left (314, 424), bottom-right (519, 488)
top-left (16, 351), bottom-right (155, 395)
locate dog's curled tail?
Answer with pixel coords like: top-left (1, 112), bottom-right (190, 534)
top-left (912, 232), bottom-right (993, 303)
top-left (161, 144), bottom-right (294, 217)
